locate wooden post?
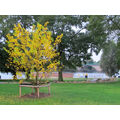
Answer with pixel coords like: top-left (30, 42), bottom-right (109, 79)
top-left (37, 88), bottom-right (39, 98)
top-left (48, 86), bottom-right (50, 94)
top-left (19, 86), bottom-right (21, 97)
top-left (32, 87), bottom-right (33, 94)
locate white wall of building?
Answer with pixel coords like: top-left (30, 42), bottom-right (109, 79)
top-left (0, 72), bottom-right (13, 79)
top-left (0, 72), bottom-right (109, 79)
top-left (73, 72), bottom-right (109, 78)
top-left (0, 72), bottom-right (26, 79)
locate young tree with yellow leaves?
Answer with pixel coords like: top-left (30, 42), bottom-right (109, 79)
top-left (4, 22), bottom-right (63, 84)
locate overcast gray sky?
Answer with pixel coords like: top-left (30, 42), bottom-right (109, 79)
top-left (91, 51), bottom-right (102, 62)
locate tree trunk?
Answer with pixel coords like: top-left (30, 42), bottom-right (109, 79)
top-left (34, 70), bottom-right (39, 94)
top-left (36, 70), bottom-right (39, 85)
top-left (26, 69), bottom-right (30, 80)
top-left (58, 69), bottom-right (63, 81)
top-left (58, 42), bottom-right (63, 81)
top-left (13, 71), bottom-right (17, 80)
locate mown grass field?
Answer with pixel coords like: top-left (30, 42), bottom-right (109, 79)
top-left (0, 80), bottom-right (120, 105)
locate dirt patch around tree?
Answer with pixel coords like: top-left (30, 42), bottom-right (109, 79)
top-left (20, 92), bottom-right (51, 99)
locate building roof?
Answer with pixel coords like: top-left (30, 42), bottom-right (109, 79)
top-left (86, 62), bottom-right (100, 66)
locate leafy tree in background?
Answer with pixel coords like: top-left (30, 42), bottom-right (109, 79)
top-left (116, 40), bottom-right (120, 70)
top-left (87, 15), bottom-right (120, 76)
top-left (87, 15), bottom-right (108, 51)
top-left (33, 15), bottom-right (108, 81)
top-left (106, 15), bottom-right (120, 40)
top-left (100, 41), bottom-right (118, 77)
top-left (107, 15), bottom-right (120, 72)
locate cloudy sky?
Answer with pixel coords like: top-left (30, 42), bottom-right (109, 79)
top-left (91, 51), bottom-right (102, 62)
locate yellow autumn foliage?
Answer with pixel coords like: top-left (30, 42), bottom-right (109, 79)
top-left (5, 22), bottom-right (63, 81)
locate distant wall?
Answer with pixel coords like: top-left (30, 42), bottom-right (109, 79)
top-left (73, 72), bottom-right (109, 78)
top-left (0, 72), bottom-right (26, 79)
top-left (51, 72), bottom-right (73, 78)
top-left (0, 72), bottom-right (74, 79)
top-left (0, 72), bottom-right (13, 79)
top-left (0, 72), bottom-right (109, 79)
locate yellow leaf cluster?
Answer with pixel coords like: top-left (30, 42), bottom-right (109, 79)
top-left (5, 22), bottom-right (63, 79)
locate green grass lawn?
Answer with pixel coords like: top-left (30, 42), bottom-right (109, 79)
top-left (0, 81), bottom-right (120, 105)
